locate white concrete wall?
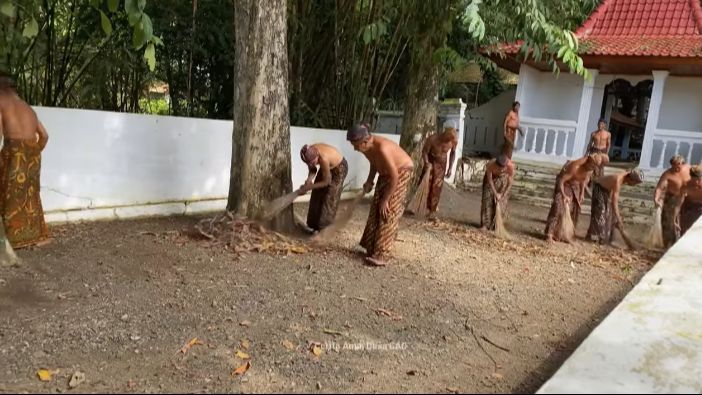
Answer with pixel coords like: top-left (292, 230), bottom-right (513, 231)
top-left (33, 107), bottom-right (400, 223)
top-left (521, 71), bottom-right (583, 122)
top-left (464, 89), bottom-right (517, 155)
top-left (658, 77), bottom-right (702, 132)
top-left (538, 215), bottom-right (702, 394)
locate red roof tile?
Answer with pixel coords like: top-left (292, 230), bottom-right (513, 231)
top-left (496, 0), bottom-right (702, 58)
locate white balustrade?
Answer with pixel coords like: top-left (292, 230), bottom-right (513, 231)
top-left (649, 128), bottom-right (702, 170)
top-left (513, 116), bottom-right (578, 164)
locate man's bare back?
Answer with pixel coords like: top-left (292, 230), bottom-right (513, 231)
top-left (0, 93), bottom-right (48, 149)
top-left (363, 135), bottom-right (413, 175)
top-left (311, 143), bottom-right (343, 169)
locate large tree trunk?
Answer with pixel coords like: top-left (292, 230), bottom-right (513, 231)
top-left (399, 35), bottom-right (439, 195)
top-left (228, 0), bottom-right (294, 232)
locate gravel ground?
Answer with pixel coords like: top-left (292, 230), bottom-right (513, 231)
top-left (0, 186), bottom-right (661, 393)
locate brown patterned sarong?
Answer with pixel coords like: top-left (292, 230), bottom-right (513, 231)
top-left (0, 139), bottom-right (50, 249)
top-left (307, 158), bottom-right (348, 231)
top-left (480, 172), bottom-right (510, 230)
top-left (587, 182), bottom-right (614, 243)
top-left (544, 171), bottom-right (581, 240)
top-left (661, 193), bottom-right (681, 246)
top-left (360, 168), bottom-right (412, 260)
top-left (680, 199), bottom-right (702, 236)
top-left (426, 154), bottom-right (447, 213)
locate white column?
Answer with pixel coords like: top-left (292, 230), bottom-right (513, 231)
top-left (512, 64), bottom-right (533, 153)
top-left (439, 99), bottom-right (467, 185)
top-left (639, 70), bottom-right (669, 171)
top-left (573, 69), bottom-right (599, 157)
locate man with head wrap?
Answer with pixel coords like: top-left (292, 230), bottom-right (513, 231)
top-left (297, 143), bottom-right (348, 232)
top-left (675, 165), bottom-right (702, 237)
top-left (654, 155), bottom-right (691, 247)
top-left (586, 168), bottom-right (645, 249)
top-left (346, 123), bottom-right (413, 267)
top-left (480, 154), bottom-right (515, 231)
top-left (417, 120), bottom-right (458, 219)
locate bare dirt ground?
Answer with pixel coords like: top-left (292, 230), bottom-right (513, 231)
top-left (0, 187), bottom-right (661, 394)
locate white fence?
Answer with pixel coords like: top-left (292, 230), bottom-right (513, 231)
top-left (647, 128), bottom-right (702, 174)
top-left (513, 117), bottom-right (578, 163)
top-left (34, 107), bottom-right (399, 223)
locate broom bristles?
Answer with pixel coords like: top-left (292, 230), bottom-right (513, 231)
top-left (558, 200), bottom-right (576, 242)
top-left (406, 165), bottom-right (432, 218)
top-left (262, 191), bottom-right (299, 221)
top-left (494, 201), bottom-right (510, 239)
top-left (312, 191), bottom-right (365, 242)
top-left (646, 206), bottom-right (664, 249)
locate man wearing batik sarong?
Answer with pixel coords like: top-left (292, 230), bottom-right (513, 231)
top-left (675, 165), bottom-right (702, 237)
top-left (347, 123), bottom-right (413, 267)
top-left (654, 155), bottom-right (690, 248)
top-left (586, 118), bottom-right (611, 178)
top-left (0, 73), bottom-right (50, 249)
top-left (420, 120), bottom-right (458, 219)
top-left (297, 143), bottom-right (348, 233)
top-left (586, 168), bottom-right (644, 249)
top-left (480, 154), bottom-right (515, 231)
top-left (545, 154), bottom-right (605, 243)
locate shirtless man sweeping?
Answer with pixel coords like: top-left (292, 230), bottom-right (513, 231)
top-left (502, 101), bottom-right (524, 159)
top-left (0, 73), bottom-right (51, 248)
top-left (676, 165), bottom-right (702, 237)
top-left (297, 144), bottom-right (348, 232)
top-left (419, 120), bottom-right (458, 219)
top-left (347, 123), bottom-right (413, 266)
top-left (480, 154), bottom-right (515, 231)
top-left (545, 154), bottom-right (606, 243)
top-left (654, 155), bottom-right (691, 247)
top-left (587, 168), bottom-right (645, 249)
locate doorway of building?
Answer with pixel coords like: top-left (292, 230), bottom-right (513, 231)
top-left (599, 79), bottom-right (653, 166)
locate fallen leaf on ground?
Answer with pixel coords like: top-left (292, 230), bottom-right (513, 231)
top-left (446, 388), bottom-right (460, 394)
top-left (180, 337), bottom-right (203, 354)
top-left (239, 320), bottom-right (251, 327)
top-left (375, 308), bottom-right (403, 321)
top-left (406, 370), bottom-right (418, 376)
top-left (37, 369), bottom-right (54, 382)
top-left (235, 350), bottom-right (250, 360)
top-left (310, 343), bottom-right (323, 357)
top-left (240, 339), bottom-right (250, 350)
top-left (68, 371), bottom-right (86, 388)
top-left (323, 328), bottom-right (344, 336)
top-left (282, 340), bottom-right (295, 351)
top-left (232, 361), bottom-right (251, 376)
top-left (491, 372), bottom-right (504, 380)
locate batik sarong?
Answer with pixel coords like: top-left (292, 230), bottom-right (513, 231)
top-left (307, 158), bottom-right (348, 231)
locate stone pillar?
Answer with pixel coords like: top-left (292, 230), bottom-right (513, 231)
top-left (573, 69), bottom-right (599, 157)
top-left (439, 98), bottom-right (467, 185)
top-left (639, 70), bottom-right (669, 171)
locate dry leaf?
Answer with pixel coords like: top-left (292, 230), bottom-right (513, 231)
top-left (446, 387), bottom-right (460, 393)
top-left (180, 337), bottom-right (203, 354)
top-left (282, 340), bottom-right (295, 351)
top-left (235, 350), bottom-right (250, 360)
top-left (491, 372), bottom-right (504, 380)
top-left (240, 339), bottom-right (250, 350)
top-left (37, 369), bottom-right (53, 382)
top-left (232, 361), bottom-right (250, 376)
top-left (310, 344), bottom-right (323, 357)
top-left (323, 328), bottom-right (344, 336)
top-left (239, 320), bottom-right (251, 327)
top-left (68, 371), bottom-right (86, 388)
top-left (375, 308), bottom-right (403, 321)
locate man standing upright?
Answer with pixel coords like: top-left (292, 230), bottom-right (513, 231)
top-left (502, 101), bottom-right (523, 159)
top-left (587, 119), bottom-right (612, 156)
top-left (0, 73), bottom-right (50, 248)
top-left (654, 155), bottom-right (690, 248)
top-left (419, 120), bottom-right (458, 219)
top-left (347, 123), bottom-right (413, 267)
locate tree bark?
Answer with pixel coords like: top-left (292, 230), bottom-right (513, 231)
top-left (399, 34), bottom-right (439, 195)
top-left (228, 0), bottom-right (294, 232)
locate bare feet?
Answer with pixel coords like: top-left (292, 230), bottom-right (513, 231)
top-left (479, 226), bottom-right (488, 232)
top-left (546, 235), bottom-right (555, 243)
top-left (364, 256), bottom-right (387, 267)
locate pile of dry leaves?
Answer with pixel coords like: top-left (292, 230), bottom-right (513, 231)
top-left (192, 212), bottom-right (312, 258)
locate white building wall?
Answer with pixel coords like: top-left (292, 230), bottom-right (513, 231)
top-left (522, 71), bottom-right (583, 122)
top-left (33, 107), bottom-right (400, 222)
top-left (658, 76), bottom-right (702, 132)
